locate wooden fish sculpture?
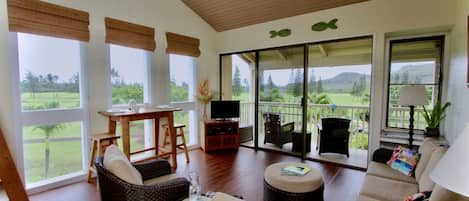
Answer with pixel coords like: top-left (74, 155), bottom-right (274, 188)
top-left (270, 29), bottom-right (291, 38)
top-left (311, 18), bottom-right (338, 32)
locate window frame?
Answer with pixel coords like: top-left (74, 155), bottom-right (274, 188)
top-left (9, 32), bottom-right (90, 193)
top-left (383, 34), bottom-right (447, 134)
top-left (168, 54), bottom-right (199, 147)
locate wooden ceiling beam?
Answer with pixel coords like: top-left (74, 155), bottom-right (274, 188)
top-left (318, 44), bottom-right (328, 57)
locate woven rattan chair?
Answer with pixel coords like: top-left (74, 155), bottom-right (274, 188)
top-left (95, 157), bottom-right (190, 201)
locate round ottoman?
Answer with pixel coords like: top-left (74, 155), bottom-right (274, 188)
top-left (263, 162), bottom-right (324, 201)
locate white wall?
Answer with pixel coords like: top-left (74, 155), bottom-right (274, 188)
top-left (0, 0), bottom-right (217, 165)
top-left (445, 0), bottom-right (469, 144)
top-left (215, 0), bottom-right (458, 152)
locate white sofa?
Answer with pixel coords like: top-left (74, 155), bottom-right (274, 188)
top-left (356, 139), bottom-right (469, 201)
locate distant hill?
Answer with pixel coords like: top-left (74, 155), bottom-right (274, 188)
top-left (391, 64), bottom-right (435, 84)
top-left (320, 72), bottom-right (371, 92)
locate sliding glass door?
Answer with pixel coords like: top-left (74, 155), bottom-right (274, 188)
top-left (258, 46), bottom-right (305, 156)
top-left (220, 36), bottom-right (372, 168)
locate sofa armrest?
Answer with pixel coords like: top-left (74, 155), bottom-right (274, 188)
top-left (133, 159), bottom-right (172, 180)
top-left (372, 148), bottom-right (394, 164)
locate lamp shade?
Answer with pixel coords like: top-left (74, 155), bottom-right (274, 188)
top-left (399, 86), bottom-right (428, 106)
top-left (430, 125), bottom-right (469, 198)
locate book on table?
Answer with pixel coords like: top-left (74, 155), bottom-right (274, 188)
top-left (281, 164), bottom-right (311, 176)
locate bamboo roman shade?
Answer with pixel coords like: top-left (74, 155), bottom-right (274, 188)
top-left (166, 32), bottom-right (201, 57)
top-left (105, 17), bottom-right (156, 51)
top-left (7, 0), bottom-right (90, 42)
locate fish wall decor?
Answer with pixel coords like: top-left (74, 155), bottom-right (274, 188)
top-left (311, 18), bottom-right (338, 32)
top-left (270, 29), bottom-right (291, 38)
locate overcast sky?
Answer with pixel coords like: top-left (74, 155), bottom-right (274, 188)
top-left (18, 33), bottom-right (193, 87)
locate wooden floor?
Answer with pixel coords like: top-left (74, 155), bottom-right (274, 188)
top-left (242, 134), bottom-right (368, 169)
top-left (29, 147), bottom-right (365, 201)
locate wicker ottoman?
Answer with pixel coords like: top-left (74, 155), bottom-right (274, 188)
top-left (263, 162), bottom-right (324, 201)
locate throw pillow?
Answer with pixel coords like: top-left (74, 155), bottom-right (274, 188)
top-left (103, 145), bottom-right (143, 185)
top-left (387, 146), bottom-right (420, 176)
top-left (404, 191), bottom-right (432, 201)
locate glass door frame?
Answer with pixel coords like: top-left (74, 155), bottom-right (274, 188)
top-left (219, 35), bottom-right (373, 160)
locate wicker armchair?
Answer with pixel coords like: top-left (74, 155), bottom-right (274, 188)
top-left (317, 118), bottom-right (351, 157)
top-left (263, 113), bottom-right (295, 148)
top-left (95, 157), bottom-right (190, 201)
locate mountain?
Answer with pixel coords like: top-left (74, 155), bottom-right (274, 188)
top-left (391, 64), bottom-right (435, 84)
top-left (320, 72), bottom-right (371, 92)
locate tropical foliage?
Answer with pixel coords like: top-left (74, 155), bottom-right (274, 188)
top-left (422, 101), bottom-right (451, 128)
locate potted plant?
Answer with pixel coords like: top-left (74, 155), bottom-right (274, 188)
top-left (196, 80), bottom-right (216, 121)
top-left (421, 100), bottom-right (451, 137)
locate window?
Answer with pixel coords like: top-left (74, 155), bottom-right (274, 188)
top-left (169, 54), bottom-right (197, 146)
top-left (110, 44), bottom-right (147, 105)
top-left (16, 33), bottom-right (87, 187)
top-left (109, 44), bottom-right (151, 158)
top-left (386, 36), bottom-right (444, 130)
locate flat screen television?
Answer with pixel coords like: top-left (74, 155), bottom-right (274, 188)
top-left (210, 100), bottom-right (240, 120)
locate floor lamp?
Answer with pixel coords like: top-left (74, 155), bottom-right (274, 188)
top-left (399, 86), bottom-right (428, 149)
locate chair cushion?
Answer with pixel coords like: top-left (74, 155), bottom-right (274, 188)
top-left (415, 139), bottom-right (438, 181)
top-left (143, 173), bottom-right (177, 186)
top-left (103, 145), bottom-right (143, 185)
top-left (418, 147), bottom-right (447, 192)
top-left (366, 162), bottom-right (417, 184)
top-left (360, 175), bottom-right (418, 201)
top-left (429, 185), bottom-right (469, 201)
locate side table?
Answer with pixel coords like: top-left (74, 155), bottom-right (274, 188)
top-left (291, 131), bottom-right (312, 153)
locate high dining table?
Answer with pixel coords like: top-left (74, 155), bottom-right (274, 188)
top-left (98, 107), bottom-right (182, 169)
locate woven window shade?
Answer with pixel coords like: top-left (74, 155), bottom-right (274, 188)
top-left (7, 0), bottom-right (90, 42)
top-left (166, 32), bottom-right (200, 57)
top-left (105, 17), bottom-right (156, 51)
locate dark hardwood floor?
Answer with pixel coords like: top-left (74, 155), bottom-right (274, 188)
top-left (29, 147), bottom-right (365, 201)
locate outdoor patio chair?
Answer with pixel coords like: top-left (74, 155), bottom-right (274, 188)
top-left (263, 113), bottom-right (295, 148)
top-left (317, 117), bottom-right (351, 157)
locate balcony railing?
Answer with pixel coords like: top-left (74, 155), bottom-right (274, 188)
top-left (238, 102), bottom-right (429, 150)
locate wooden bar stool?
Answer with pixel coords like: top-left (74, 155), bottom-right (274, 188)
top-left (87, 133), bottom-right (120, 183)
top-left (160, 124), bottom-right (190, 163)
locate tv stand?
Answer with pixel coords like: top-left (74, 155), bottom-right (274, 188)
top-left (200, 120), bottom-right (239, 152)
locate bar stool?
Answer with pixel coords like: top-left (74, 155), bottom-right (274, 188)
top-left (160, 124), bottom-right (190, 163)
top-left (87, 133), bottom-right (120, 183)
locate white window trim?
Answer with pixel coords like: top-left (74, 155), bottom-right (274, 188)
top-left (9, 32), bottom-right (90, 193)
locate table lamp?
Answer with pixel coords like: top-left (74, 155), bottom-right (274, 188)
top-left (399, 86), bottom-right (428, 149)
top-left (431, 125), bottom-right (469, 198)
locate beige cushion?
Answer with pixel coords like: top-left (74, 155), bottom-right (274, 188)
top-left (360, 175), bottom-right (418, 201)
top-left (264, 162), bottom-right (323, 193)
top-left (366, 162), bottom-right (417, 184)
top-left (212, 192), bottom-right (243, 201)
top-left (418, 147), bottom-right (446, 191)
top-left (415, 138), bottom-right (438, 181)
top-left (103, 145), bottom-right (143, 185)
top-left (355, 194), bottom-right (387, 201)
top-left (143, 173), bottom-right (177, 185)
top-left (430, 185), bottom-right (469, 201)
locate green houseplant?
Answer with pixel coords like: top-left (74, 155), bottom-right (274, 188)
top-left (421, 100), bottom-right (451, 137)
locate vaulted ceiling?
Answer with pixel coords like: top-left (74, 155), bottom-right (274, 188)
top-left (182, 0), bottom-right (369, 32)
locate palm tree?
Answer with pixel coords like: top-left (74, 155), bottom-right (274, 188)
top-left (33, 102), bottom-right (64, 178)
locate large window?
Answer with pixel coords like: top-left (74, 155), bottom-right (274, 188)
top-left (110, 44), bottom-right (147, 105)
top-left (386, 36), bottom-right (444, 130)
top-left (109, 44), bottom-right (151, 158)
top-left (16, 33), bottom-right (87, 187)
top-left (169, 54), bottom-right (197, 146)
